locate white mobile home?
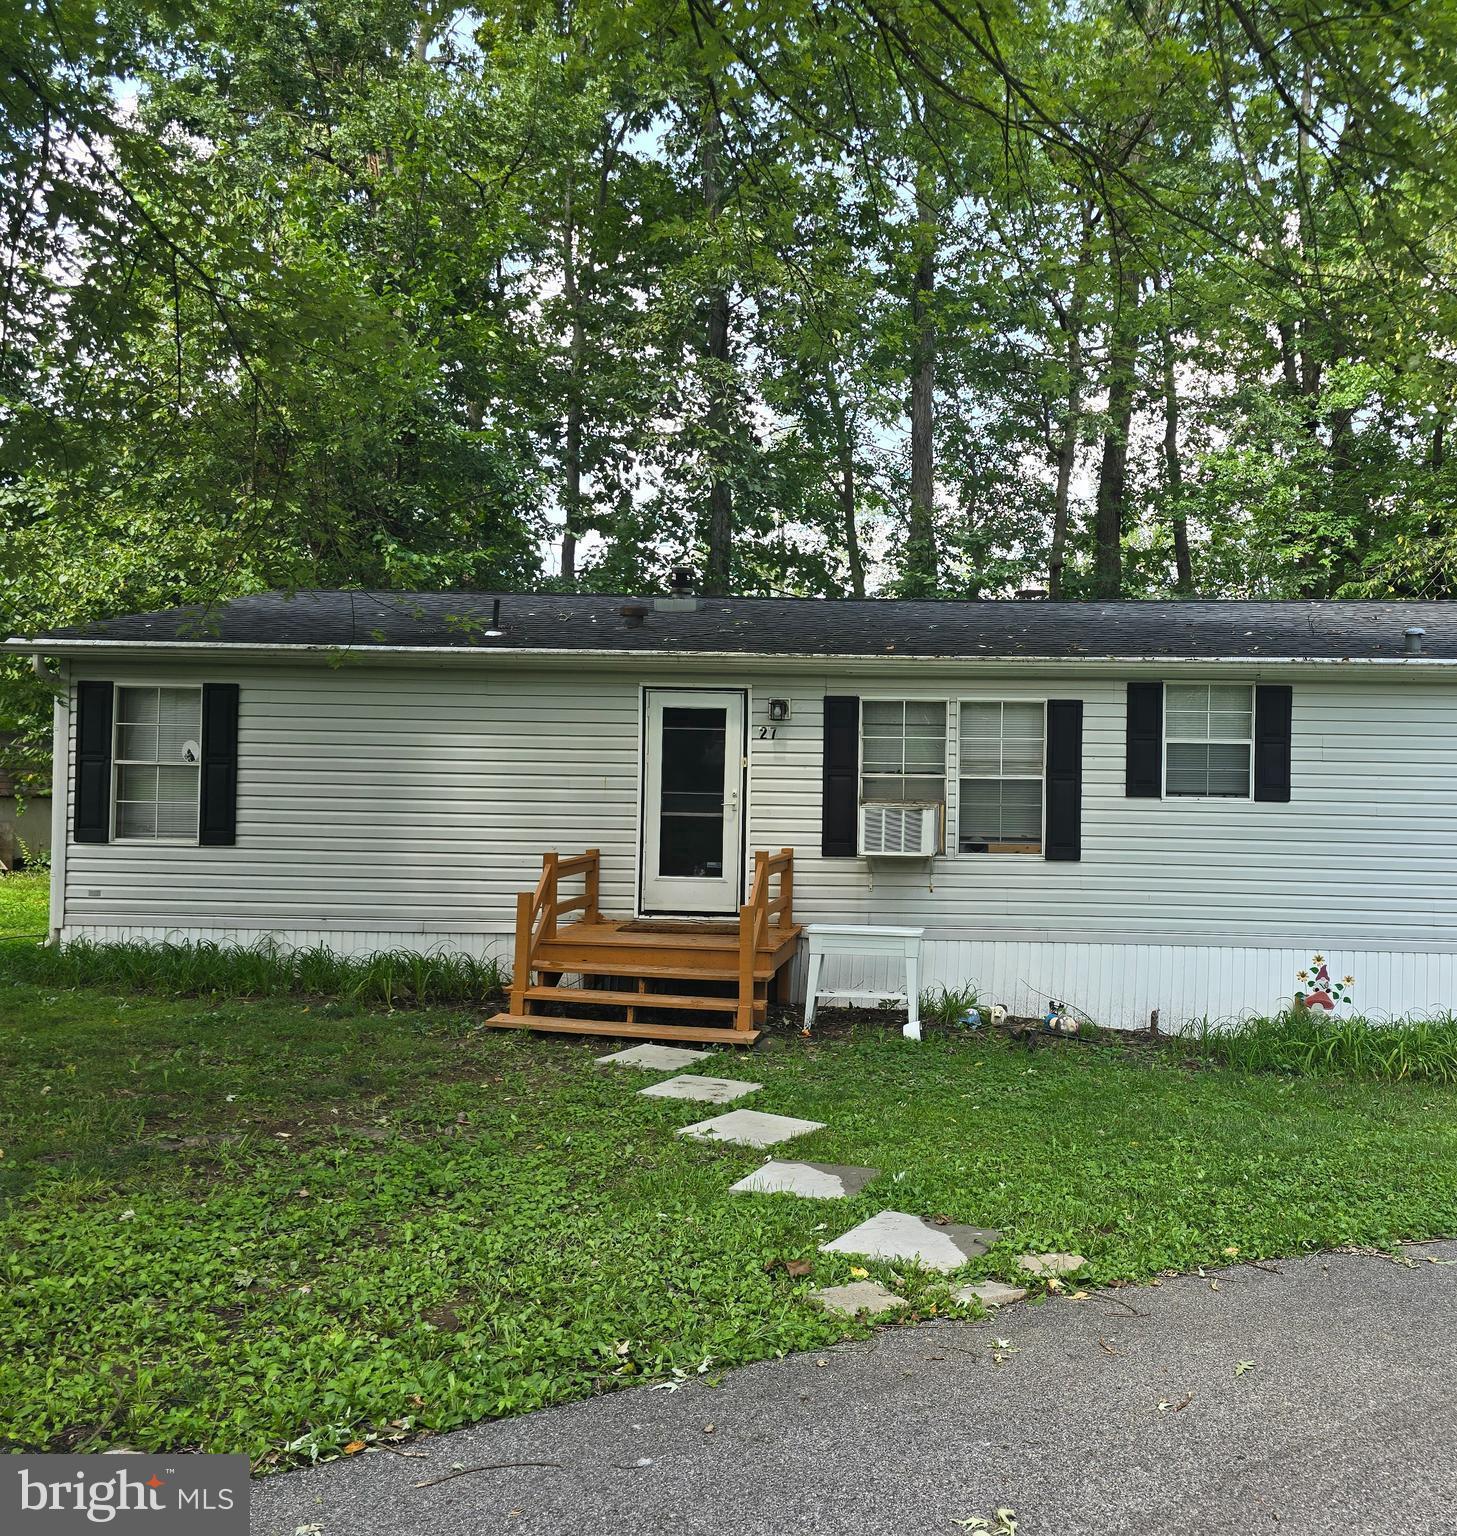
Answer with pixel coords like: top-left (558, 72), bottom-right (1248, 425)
top-left (12, 591), bottom-right (1457, 1034)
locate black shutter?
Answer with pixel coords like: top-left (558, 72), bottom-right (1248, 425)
top-left (73, 681), bottom-right (113, 843)
top-left (1125, 681), bottom-right (1163, 797)
top-left (821, 695), bottom-right (859, 856)
top-left (1253, 684), bottom-right (1292, 802)
top-left (1045, 698), bottom-right (1083, 861)
top-left (199, 683), bottom-right (240, 845)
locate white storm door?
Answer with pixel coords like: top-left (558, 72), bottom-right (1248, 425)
top-left (640, 689), bottom-right (747, 915)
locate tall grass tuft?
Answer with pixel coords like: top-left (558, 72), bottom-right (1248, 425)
top-left (919, 982), bottom-right (982, 1029)
top-left (1182, 1007), bottom-right (1457, 1084)
top-left (0, 934), bottom-right (508, 1009)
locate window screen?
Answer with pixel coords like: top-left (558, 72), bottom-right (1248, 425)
top-left (1164, 683), bottom-right (1253, 797)
top-left (113, 686), bottom-right (202, 838)
top-left (860, 700), bottom-right (946, 803)
top-left (959, 701), bottom-right (1044, 852)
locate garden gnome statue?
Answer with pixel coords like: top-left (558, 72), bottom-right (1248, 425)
top-left (1301, 961), bottom-right (1335, 1012)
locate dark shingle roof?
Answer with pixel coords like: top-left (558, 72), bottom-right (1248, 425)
top-left (13, 591), bottom-right (1457, 661)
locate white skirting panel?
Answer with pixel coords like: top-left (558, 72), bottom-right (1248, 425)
top-left (61, 924), bottom-right (517, 965)
top-left (60, 924), bottom-right (1457, 1029)
top-left (789, 940), bottom-right (1457, 1029)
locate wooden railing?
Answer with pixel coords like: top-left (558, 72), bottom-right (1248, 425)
top-left (509, 849), bottom-right (600, 1014)
top-left (507, 845), bottom-right (790, 1037)
top-left (737, 848), bottom-right (794, 1032)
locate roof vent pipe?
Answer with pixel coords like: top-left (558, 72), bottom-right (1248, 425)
top-left (1404, 626), bottom-right (1426, 655)
top-left (656, 567), bottom-right (700, 613)
top-left (620, 603), bottom-right (649, 628)
top-left (483, 598), bottom-right (503, 638)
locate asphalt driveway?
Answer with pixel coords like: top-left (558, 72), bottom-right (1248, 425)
top-left (250, 1240), bottom-right (1457, 1535)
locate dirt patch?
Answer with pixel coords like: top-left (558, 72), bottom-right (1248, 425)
top-left (762, 1003), bottom-right (1212, 1070)
top-left (154, 1132), bottom-right (246, 1150)
top-left (331, 1123), bottom-right (393, 1144)
top-left (421, 1300), bottom-right (467, 1333)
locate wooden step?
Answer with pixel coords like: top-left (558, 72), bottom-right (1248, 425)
top-left (536, 943), bottom-right (756, 976)
top-left (484, 1012), bottom-right (760, 1045)
top-left (548, 920), bottom-right (747, 951)
top-left (523, 985), bottom-right (741, 1012)
top-left (536, 920), bottom-right (802, 975)
top-left (533, 954), bottom-right (776, 983)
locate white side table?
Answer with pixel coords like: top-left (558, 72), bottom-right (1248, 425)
top-left (802, 924), bottom-right (927, 1041)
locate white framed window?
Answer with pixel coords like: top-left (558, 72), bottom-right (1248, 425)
top-left (113, 685), bottom-right (203, 840)
top-left (958, 701), bottom-right (1045, 853)
top-left (860, 699), bottom-right (947, 804)
top-left (1164, 682), bottom-right (1253, 798)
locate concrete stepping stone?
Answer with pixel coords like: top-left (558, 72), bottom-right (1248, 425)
top-left (811, 1281), bottom-right (907, 1318)
top-left (728, 1160), bottom-right (880, 1199)
top-left (638, 1074), bottom-right (760, 1104)
top-left (1017, 1251), bottom-right (1087, 1278)
top-left (597, 1043), bottom-right (711, 1071)
top-left (677, 1109), bottom-right (825, 1149)
top-left (953, 1279), bottom-right (1028, 1309)
top-left (821, 1210), bottom-right (1001, 1273)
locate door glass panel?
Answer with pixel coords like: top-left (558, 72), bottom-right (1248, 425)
top-left (659, 706), bottom-right (727, 877)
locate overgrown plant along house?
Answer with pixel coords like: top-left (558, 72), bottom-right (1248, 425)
top-left (10, 591), bottom-right (1457, 1038)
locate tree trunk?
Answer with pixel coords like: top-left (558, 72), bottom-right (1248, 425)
top-left (1094, 256), bottom-right (1140, 599)
top-left (1323, 400), bottom-right (1359, 597)
top-left (826, 376), bottom-right (865, 598)
top-left (905, 163), bottom-right (938, 593)
top-left (1156, 284), bottom-right (1194, 596)
top-left (1427, 412), bottom-right (1448, 552)
top-left (412, 6), bottom-right (433, 63)
top-left (1049, 329), bottom-right (1082, 600)
top-left (1276, 321), bottom-right (1302, 394)
top-left (701, 105), bottom-right (732, 597)
top-left (1049, 208), bottom-right (1093, 601)
top-left (561, 175), bottom-right (581, 583)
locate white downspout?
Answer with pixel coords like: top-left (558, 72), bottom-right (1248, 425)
top-left (34, 655), bottom-right (68, 946)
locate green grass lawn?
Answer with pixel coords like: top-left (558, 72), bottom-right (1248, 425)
top-left (0, 868), bottom-right (48, 942)
top-left (5, 863), bottom-right (1457, 1468)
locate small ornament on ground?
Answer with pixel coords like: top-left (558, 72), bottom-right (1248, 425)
top-left (1043, 1000), bottom-right (1079, 1035)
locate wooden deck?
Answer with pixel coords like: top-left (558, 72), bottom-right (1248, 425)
top-left (484, 850), bottom-right (799, 1046)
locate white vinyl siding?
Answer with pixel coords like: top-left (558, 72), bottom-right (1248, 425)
top-left (958, 701), bottom-right (1044, 853)
top-left (54, 663), bottom-right (1457, 1025)
top-left (860, 700), bottom-right (946, 803)
top-left (1165, 682), bottom-right (1253, 798)
top-left (748, 673), bottom-right (1457, 952)
top-left (113, 686), bottom-right (202, 840)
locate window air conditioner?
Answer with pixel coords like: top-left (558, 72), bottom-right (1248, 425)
top-left (859, 801), bottom-right (943, 858)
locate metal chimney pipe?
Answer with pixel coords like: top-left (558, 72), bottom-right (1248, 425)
top-left (1404, 626), bottom-right (1426, 655)
top-left (656, 568), bottom-right (700, 612)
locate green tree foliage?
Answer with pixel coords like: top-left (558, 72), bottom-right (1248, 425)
top-left (5, 0), bottom-right (1457, 745)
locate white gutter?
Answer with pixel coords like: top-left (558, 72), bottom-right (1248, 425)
top-left (5, 636), bottom-right (1456, 667)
